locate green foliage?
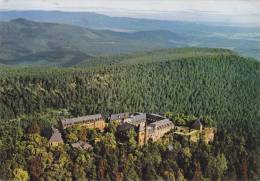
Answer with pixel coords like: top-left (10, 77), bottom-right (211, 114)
top-left (65, 132), bottom-right (78, 143)
top-left (0, 109), bottom-right (259, 180)
top-left (205, 154), bottom-right (228, 180)
top-left (127, 128), bottom-right (137, 150)
top-left (0, 48), bottom-right (258, 131)
top-left (0, 48), bottom-right (259, 180)
top-left (27, 122), bottom-right (41, 134)
top-left (13, 168), bottom-right (30, 181)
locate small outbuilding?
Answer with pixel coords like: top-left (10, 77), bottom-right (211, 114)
top-left (48, 128), bottom-right (64, 146)
top-left (71, 141), bottom-right (93, 150)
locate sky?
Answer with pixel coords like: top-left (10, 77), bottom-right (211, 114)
top-left (0, 0), bottom-right (260, 25)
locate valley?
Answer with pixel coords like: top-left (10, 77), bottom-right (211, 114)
top-left (0, 11), bottom-right (260, 67)
top-left (0, 18), bottom-right (186, 66)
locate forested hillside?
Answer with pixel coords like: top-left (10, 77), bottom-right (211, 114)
top-left (0, 19), bottom-right (184, 66)
top-left (1, 10), bottom-right (260, 60)
top-left (1, 48), bottom-right (258, 128)
top-left (0, 48), bottom-right (259, 180)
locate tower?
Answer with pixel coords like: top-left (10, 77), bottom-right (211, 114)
top-left (138, 121), bottom-right (148, 146)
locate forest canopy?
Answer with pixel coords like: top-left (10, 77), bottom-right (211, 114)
top-left (0, 48), bottom-right (259, 180)
top-left (1, 48), bottom-right (258, 126)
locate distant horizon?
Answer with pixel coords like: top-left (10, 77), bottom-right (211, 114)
top-left (0, 0), bottom-right (260, 27)
top-left (0, 9), bottom-right (260, 28)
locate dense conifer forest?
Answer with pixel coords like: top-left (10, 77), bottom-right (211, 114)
top-left (0, 48), bottom-right (259, 180)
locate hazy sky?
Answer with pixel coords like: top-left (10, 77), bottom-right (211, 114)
top-left (0, 0), bottom-right (260, 25)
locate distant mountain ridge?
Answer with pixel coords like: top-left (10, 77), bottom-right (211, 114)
top-left (1, 10), bottom-right (259, 32)
top-left (0, 18), bottom-right (185, 66)
top-left (1, 10), bottom-right (259, 60)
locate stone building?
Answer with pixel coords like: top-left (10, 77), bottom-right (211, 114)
top-left (61, 114), bottom-right (105, 131)
top-left (146, 113), bottom-right (166, 123)
top-left (133, 114), bottom-right (148, 145)
top-left (147, 119), bottom-right (174, 142)
top-left (174, 118), bottom-right (215, 143)
top-left (117, 113), bottom-right (174, 145)
top-left (109, 112), bottom-right (130, 123)
top-left (117, 113), bottom-right (148, 145)
top-left (48, 128), bottom-right (64, 146)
